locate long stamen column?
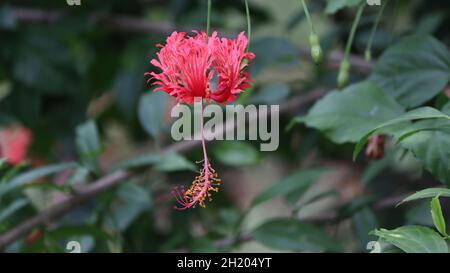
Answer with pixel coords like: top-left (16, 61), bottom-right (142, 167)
top-left (172, 99), bottom-right (221, 210)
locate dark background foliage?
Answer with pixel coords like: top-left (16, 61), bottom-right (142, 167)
top-left (0, 0), bottom-right (449, 253)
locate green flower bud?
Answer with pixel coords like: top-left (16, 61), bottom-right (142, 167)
top-left (364, 49), bottom-right (372, 62)
top-left (337, 58), bottom-right (350, 89)
top-left (309, 33), bottom-right (323, 64)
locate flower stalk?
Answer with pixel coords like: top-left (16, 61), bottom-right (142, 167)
top-left (300, 0), bottom-right (323, 64)
top-left (365, 0), bottom-right (388, 61)
top-left (338, 3), bottom-right (365, 89)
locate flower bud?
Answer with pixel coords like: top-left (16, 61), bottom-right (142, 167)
top-left (337, 58), bottom-right (350, 89)
top-left (365, 135), bottom-right (386, 160)
top-left (309, 33), bottom-right (323, 64)
top-left (365, 49), bottom-right (372, 62)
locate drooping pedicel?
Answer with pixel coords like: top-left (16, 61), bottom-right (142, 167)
top-left (145, 31), bottom-right (255, 209)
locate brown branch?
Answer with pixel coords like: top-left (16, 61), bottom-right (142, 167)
top-left (0, 170), bottom-right (130, 249)
top-left (0, 87), bottom-right (329, 250)
top-left (12, 7), bottom-right (176, 34)
top-left (0, 7), bottom-right (375, 250)
top-left (12, 7), bottom-right (374, 73)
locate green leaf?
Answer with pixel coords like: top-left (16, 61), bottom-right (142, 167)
top-left (114, 152), bottom-right (194, 172)
top-left (431, 196), bottom-right (447, 237)
top-left (66, 166), bottom-right (90, 186)
top-left (155, 153), bottom-right (196, 172)
top-left (251, 218), bottom-right (341, 252)
top-left (442, 101), bottom-right (450, 114)
top-left (113, 153), bottom-right (161, 170)
top-left (251, 168), bottom-right (327, 207)
top-left (76, 120), bottom-right (101, 169)
top-left (398, 119), bottom-right (450, 185)
top-left (353, 107), bottom-right (450, 160)
top-left (110, 202), bottom-right (148, 231)
top-left (301, 81), bottom-right (404, 144)
top-left (138, 91), bottom-right (168, 138)
top-left (372, 226), bottom-right (448, 253)
top-left (0, 81), bottom-right (11, 102)
top-left (352, 208), bottom-right (378, 250)
top-left (250, 83), bottom-right (290, 104)
top-left (117, 182), bottom-right (152, 205)
top-left (372, 239), bottom-right (403, 253)
top-left (369, 34), bottom-right (450, 108)
top-left (399, 188), bottom-right (450, 205)
top-left (325, 0), bottom-right (364, 14)
top-left (406, 201), bottom-right (434, 226)
top-left (212, 141), bottom-right (259, 167)
top-left (0, 198), bottom-right (28, 223)
top-left (113, 69), bottom-right (144, 120)
top-left (0, 163), bottom-right (76, 196)
top-left (250, 37), bottom-right (300, 76)
top-left (108, 182), bottom-right (153, 232)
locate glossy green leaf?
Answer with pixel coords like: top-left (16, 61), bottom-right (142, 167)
top-left (251, 218), bottom-right (341, 252)
top-left (431, 196), bottom-right (447, 237)
top-left (399, 119), bottom-right (450, 184)
top-left (372, 226), bottom-right (448, 253)
top-left (399, 188), bottom-right (450, 205)
top-left (301, 81), bottom-right (404, 144)
top-left (372, 239), bottom-right (403, 253)
top-left (251, 168), bottom-right (327, 207)
top-left (353, 107), bottom-right (450, 160)
top-left (369, 35), bottom-right (450, 108)
top-left (405, 201), bottom-right (434, 226)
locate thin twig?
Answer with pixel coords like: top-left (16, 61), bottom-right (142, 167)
top-left (0, 7), bottom-right (376, 249)
top-left (12, 7), bottom-right (374, 73)
top-left (0, 170), bottom-right (130, 249)
top-left (12, 7), bottom-right (176, 34)
top-left (0, 87), bottom-right (330, 250)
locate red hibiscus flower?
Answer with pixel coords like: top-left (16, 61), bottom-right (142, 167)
top-left (0, 126), bottom-right (32, 165)
top-left (145, 30), bottom-right (254, 211)
top-left (145, 31), bottom-right (255, 105)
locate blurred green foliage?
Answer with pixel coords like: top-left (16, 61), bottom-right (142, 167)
top-left (1, 0), bottom-right (450, 253)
